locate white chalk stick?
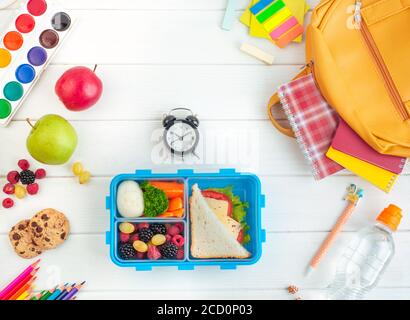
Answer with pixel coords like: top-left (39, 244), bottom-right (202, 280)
top-left (240, 43), bottom-right (275, 65)
top-left (222, 0), bottom-right (238, 30)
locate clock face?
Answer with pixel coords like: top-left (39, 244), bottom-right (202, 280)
top-left (165, 120), bottom-right (198, 154)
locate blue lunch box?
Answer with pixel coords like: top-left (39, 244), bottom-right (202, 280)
top-left (105, 169), bottom-right (266, 271)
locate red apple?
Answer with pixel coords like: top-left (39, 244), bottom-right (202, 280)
top-left (55, 65), bottom-right (103, 111)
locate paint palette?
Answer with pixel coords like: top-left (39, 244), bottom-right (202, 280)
top-left (250, 0), bottom-right (304, 48)
top-left (0, 0), bottom-right (73, 126)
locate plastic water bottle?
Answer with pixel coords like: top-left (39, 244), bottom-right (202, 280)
top-left (327, 204), bottom-right (402, 300)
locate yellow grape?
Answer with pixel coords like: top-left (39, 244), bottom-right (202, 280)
top-left (72, 162), bottom-right (84, 176)
top-left (79, 171), bottom-right (91, 184)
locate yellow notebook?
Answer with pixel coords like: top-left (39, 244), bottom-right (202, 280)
top-left (326, 147), bottom-right (398, 193)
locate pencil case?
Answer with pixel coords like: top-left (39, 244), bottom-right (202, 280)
top-left (105, 169), bottom-right (266, 271)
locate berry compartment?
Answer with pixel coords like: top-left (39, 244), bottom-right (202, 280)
top-left (115, 220), bottom-right (187, 263)
top-left (112, 175), bottom-right (186, 220)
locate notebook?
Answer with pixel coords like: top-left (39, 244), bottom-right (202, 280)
top-left (327, 147), bottom-right (398, 193)
top-left (278, 74), bottom-right (344, 180)
top-left (332, 119), bottom-right (406, 174)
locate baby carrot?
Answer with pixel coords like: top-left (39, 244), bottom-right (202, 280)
top-left (168, 197), bottom-right (183, 212)
top-left (149, 181), bottom-right (184, 199)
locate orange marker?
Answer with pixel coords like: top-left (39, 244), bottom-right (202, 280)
top-left (307, 184), bottom-right (363, 275)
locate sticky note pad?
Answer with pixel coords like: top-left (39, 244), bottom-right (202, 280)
top-left (256, 0), bottom-right (286, 23)
top-left (250, 0), bottom-right (274, 15)
top-left (262, 7), bottom-right (292, 31)
top-left (276, 24), bottom-right (304, 48)
top-left (270, 16), bottom-right (298, 39)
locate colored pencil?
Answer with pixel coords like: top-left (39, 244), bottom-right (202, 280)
top-left (17, 289), bottom-right (32, 301)
top-left (0, 260), bottom-right (40, 300)
top-left (62, 281), bottom-right (85, 300)
top-left (39, 286), bottom-right (57, 300)
top-left (2, 268), bottom-right (38, 300)
top-left (47, 283), bottom-right (68, 300)
top-left (56, 284), bottom-right (74, 300)
top-left (8, 276), bottom-right (36, 300)
top-left (30, 291), bottom-right (45, 300)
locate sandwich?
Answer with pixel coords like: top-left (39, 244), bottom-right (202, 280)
top-left (190, 184), bottom-right (251, 259)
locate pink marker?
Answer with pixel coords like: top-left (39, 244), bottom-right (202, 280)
top-left (270, 16), bottom-right (299, 40)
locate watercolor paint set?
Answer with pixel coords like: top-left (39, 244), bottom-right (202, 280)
top-left (106, 169), bottom-right (266, 271)
top-left (0, 0), bottom-right (73, 126)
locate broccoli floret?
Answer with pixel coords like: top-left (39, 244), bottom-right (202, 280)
top-left (140, 182), bottom-right (169, 217)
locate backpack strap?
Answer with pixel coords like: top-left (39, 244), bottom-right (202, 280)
top-left (267, 66), bottom-right (311, 138)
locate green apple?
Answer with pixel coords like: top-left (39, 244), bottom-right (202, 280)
top-left (26, 114), bottom-right (78, 165)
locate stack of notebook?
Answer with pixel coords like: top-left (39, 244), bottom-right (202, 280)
top-left (327, 119), bottom-right (406, 193)
top-left (278, 73), bottom-right (406, 192)
top-left (240, 0), bottom-right (309, 46)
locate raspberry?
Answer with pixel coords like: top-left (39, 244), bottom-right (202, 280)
top-left (177, 248), bottom-right (185, 260)
top-left (3, 183), bottom-right (15, 195)
top-left (147, 244), bottom-right (161, 260)
top-left (167, 225), bottom-right (180, 237)
top-left (2, 198), bottom-right (14, 209)
top-left (7, 171), bottom-right (20, 184)
top-left (35, 168), bottom-right (46, 179)
top-left (26, 183), bottom-right (39, 195)
top-left (138, 222), bottom-right (149, 230)
top-left (18, 159), bottom-right (30, 170)
top-left (165, 234), bottom-right (172, 242)
top-left (172, 235), bottom-right (184, 247)
top-left (136, 252), bottom-right (146, 259)
top-left (175, 222), bottom-right (184, 233)
top-left (130, 234), bottom-right (139, 242)
top-left (119, 233), bottom-right (130, 243)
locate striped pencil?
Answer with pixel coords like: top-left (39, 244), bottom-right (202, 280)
top-left (47, 283), bottom-right (69, 300)
top-left (8, 276), bottom-right (36, 300)
top-left (2, 268), bottom-right (38, 300)
top-left (62, 281), bottom-right (86, 300)
top-left (56, 284), bottom-right (74, 300)
top-left (0, 260), bottom-right (40, 300)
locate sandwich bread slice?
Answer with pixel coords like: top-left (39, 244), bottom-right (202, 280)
top-left (190, 184), bottom-right (251, 259)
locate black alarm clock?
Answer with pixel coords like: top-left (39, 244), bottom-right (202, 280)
top-left (163, 108), bottom-right (200, 158)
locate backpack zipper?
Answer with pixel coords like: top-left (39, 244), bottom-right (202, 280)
top-left (355, 0), bottom-right (409, 121)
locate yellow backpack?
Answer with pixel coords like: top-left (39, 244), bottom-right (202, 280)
top-left (268, 0), bottom-right (410, 157)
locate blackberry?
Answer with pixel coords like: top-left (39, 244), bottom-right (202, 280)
top-left (118, 243), bottom-right (136, 260)
top-left (20, 170), bottom-right (35, 185)
top-left (160, 242), bottom-right (178, 259)
top-left (138, 227), bottom-right (154, 243)
top-left (150, 224), bottom-right (166, 235)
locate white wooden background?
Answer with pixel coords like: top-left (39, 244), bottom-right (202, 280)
top-left (0, 0), bottom-right (409, 300)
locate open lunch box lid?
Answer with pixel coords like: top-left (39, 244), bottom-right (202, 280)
top-left (106, 169), bottom-right (266, 271)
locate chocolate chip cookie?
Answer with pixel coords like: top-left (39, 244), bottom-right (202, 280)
top-left (29, 209), bottom-right (70, 250)
top-left (9, 220), bottom-right (43, 259)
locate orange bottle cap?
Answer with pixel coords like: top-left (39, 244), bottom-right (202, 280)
top-left (377, 204), bottom-right (402, 231)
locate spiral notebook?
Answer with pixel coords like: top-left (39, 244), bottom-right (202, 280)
top-left (278, 74), bottom-right (344, 180)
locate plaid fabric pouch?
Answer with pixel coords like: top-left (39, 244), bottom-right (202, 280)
top-left (278, 74), bottom-right (343, 180)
